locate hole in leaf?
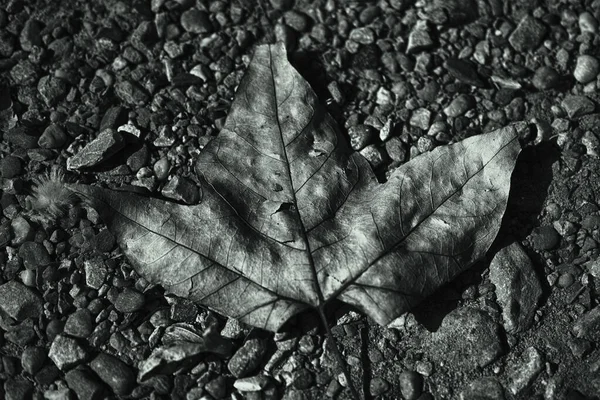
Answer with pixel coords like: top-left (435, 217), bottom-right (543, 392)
top-left (275, 202), bottom-right (294, 213)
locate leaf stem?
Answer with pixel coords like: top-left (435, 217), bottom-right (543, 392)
top-left (317, 306), bottom-right (361, 400)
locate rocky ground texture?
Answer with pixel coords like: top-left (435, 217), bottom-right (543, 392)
top-left (1, 0), bottom-right (600, 399)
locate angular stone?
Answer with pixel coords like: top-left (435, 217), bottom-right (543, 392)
top-left (406, 20), bottom-right (434, 54)
top-left (161, 176), bottom-right (200, 204)
top-left (562, 95), bottom-right (596, 119)
top-left (460, 377), bottom-right (505, 400)
top-left (65, 369), bottom-right (104, 400)
top-left (38, 124), bottom-right (69, 149)
top-left (90, 353), bottom-right (136, 395)
top-left (64, 309), bottom-right (94, 338)
top-left (506, 347), bottom-right (544, 395)
top-left (0, 281), bottom-right (43, 321)
top-left (114, 80), bottom-right (149, 106)
top-left (444, 59), bottom-right (486, 87)
top-left (19, 241), bottom-right (51, 269)
top-left (573, 306), bottom-right (600, 340)
top-left (490, 242), bottom-right (543, 332)
top-left (430, 308), bottom-right (503, 370)
top-left (409, 108), bottom-right (431, 130)
top-left (509, 15), bottom-right (547, 52)
top-left (21, 346), bottom-right (47, 374)
top-left (48, 334), bottom-right (88, 370)
top-left (37, 75), bottom-right (68, 106)
top-left (84, 258), bottom-right (109, 289)
top-left (348, 125), bottom-right (375, 151)
top-left (67, 128), bottom-right (125, 170)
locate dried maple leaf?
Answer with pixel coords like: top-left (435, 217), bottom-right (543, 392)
top-left (55, 43), bottom-right (522, 397)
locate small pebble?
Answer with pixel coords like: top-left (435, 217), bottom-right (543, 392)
top-left (64, 309), bottom-right (93, 338)
top-left (154, 158), bottom-right (171, 181)
top-left (579, 12), bottom-right (598, 34)
top-left (21, 346), bottom-right (46, 375)
top-left (114, 288), bottom-right (145, 313)
top-left (574, 55), bottom-right (600, 84)
top-left (348, 125), bottom-right (375, 151)
top-left (90, 353), bottom-right (136, 395)
top-left (529, 226), bottom-right (560, 250)
top-left (48, 334), bottom-right (87, 370)
top-left (532, 66), bottom-right (560, 90)
top-left (0, 156), bottom-right (23, 178)
top-left (399, 370), bottom-right (423, 400)
top-left (228, 339), bottom-right (267, 378)
top-left (180, 9), bottom-right (212, 34)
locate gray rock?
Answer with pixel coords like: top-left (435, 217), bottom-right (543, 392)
top-left (5, 126), bottom-right (39, 149)
top-left (228, 339), bottom-right (267, 378)
top-left (114, 288), bottom-right (145, 313)
top-left (284, 10), bottom-right (310, 33)
top-left (490, 242), bottom-right (542, 332)
top-left (37, 75), bottom-right (68, 106)
top-left (349, 27), bottom-right (375, 45)
top-left (18, 241), bottom-right (51, 269)
top-left (348, 124), bottom-right (375, 151)
top-left (582, 131), bottom-right (600, 157)
top-left (180, 9), bottom-right (212, 34)
top-left (38, 124), bottom-right (69, 149)
top-left (409, 108), bottom-right (431, 130)
top-left (205, 375), bottom-right (227, 399)
top-left (114, 80), bottom-right (150, 106)
top-left (579, 12), bottom-right (599, 34)
top-left (161, 176), bottom-right (200, 204)
top-left (0, 155), bottom-right (23, 178)
top-left (444, 94), bottom-right (475, 117)
top-left (532, 66), bottom-right (560, 90)
top-left (430, 0), bottom-right (478, 26)
top-left (398, 371), bottom-right (422, 400)
top-left (506, 347), bottom-right (544, 395)
top-left (21, 346), bottom-right (46, 374)
top-left (270, 0), bottom-right (293, 10)
top-left (67, 128), bottom-right (125, 170)
top-left (444, 58), bottom-right (486, 87)
top-left (65, 368), bottom-right (104, 400)
top-left (84, 258), bottom-right (109, 289)
top-left (20, 18), bottom-right (43, 51)
top-left (574, 55), bottom-right (599, 84)
top-left (4, 378), bottom-right (33, 400)
top-left (360, 144), bottom-right (385, 169)
top-left (64, 309), bottom-right (94, 338)
top-left (508, 15), bottom-right (547, 52)
top-left (431, 308), bottom-right (503, 370)
top-left (562, 95), bottom-right (596, 119)
top-left (529, 225), bottom-right (561, 250)
top-left (90, 353), bottom-right (135, 395)
top-left (369, 377), bottom-right (390, 396)
top-left (573, 306), bottom-right (600, 340)
top-left (407, 20), bottom-right (434, 54)
top-left (460, 377), bottom-right (505, 400)
top-left (233, 375), bottom-right (273, 391)
top-left (385, 137), bottom-right (407, 162)
top-left (48, 334), bottom-right (88, 370)
top-left (0, 281), bottom-right (43, 321)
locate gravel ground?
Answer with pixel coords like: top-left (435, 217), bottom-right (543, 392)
top-left (1, 0), bottom-right (600, 399)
